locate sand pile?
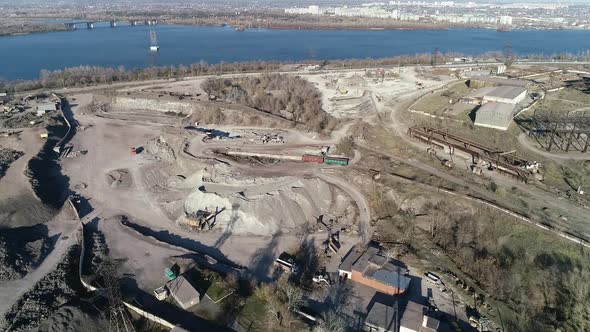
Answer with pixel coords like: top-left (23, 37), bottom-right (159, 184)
top-left (183, 176), bottom-right (356, 235)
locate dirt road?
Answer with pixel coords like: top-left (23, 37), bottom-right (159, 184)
top-left (317, 172), bottom-right (372, 243)
top-left (375, 83), bottom-right (590, 244)
top-left (517, 133), bottom-right (590, 161)
top-left (0, 212), bottom-right (80, 323)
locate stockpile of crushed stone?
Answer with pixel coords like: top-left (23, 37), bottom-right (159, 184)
top-left (2, 245), bottom-right (84, 332)
top-left (0, 225), bottom-right (52, 282)
top-left (184, 177), bottom-right (356, 236)
top-left (36, 303), bottom-right (109, 332)
top-left (146, 136), bottom-right (176, 162)
top-left (0, 148), bottom-right (24, 178)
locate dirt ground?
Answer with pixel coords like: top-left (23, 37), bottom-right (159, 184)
top-left (2, 65), bottom-right (585, 332)
top-left (301, 67), bottom-right (455, 118)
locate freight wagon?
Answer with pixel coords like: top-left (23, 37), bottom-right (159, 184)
top-left (302, 154), bottom-right (325, 163)
top-left (324, 157), bottom-right (349, 166)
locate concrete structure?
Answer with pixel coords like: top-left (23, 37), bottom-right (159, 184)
top-left (338, 245), bottom-right (411, 295)
top-left (36, 102), bottom-right (57, 116)
top-left (285, 5), bottom-right (322, 15)
top-left (461, 69), bottom-right (491, 79)
top-left (167, 275), bottom-right (200, 309)
top-left (474, 101), bottom-right (516, 130)
top-left (462, 85), bottom-right (527, 105)
top-left (365, 301), bottom-right (398, 332)
top-left (462, 86), bottom-right (497, 105)
top-left (468, 75), bottom-right (530, 89)
top-left (400, 301), bottom-right (439, 332)
top-left (334, 6), bottom-right (399, 18)
top-left (499, 15), bottom-right (513, 25)
top-left (154, 285), bottom-right (168, 301)
top-left (482, 85), bottom-right (527, 104)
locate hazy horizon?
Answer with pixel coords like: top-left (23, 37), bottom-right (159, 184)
top-left (1, 0), bottom-right (589, 5)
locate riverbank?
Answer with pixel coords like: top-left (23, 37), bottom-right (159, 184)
top-left (0, 22), bottom-right (69, 37)
top-left (2, 26), bottom-right (590, 82)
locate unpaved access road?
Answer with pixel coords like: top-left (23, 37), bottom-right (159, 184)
top-left (317, 172), bottom-right (372, 243)
top-left (517, 133), bottom-right (590, 162)
top-left (0, 212), bottom-right (80, 323)
top-left (61, 107), bottom-right (372, 283)
top-left (376, 84), bottom-right (590, 244)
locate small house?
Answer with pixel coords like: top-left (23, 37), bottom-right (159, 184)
top-left (168, 275), bottom-right (200, 309)
top-left (400, 301), bottom-right (440, 332)
top-left (365, 301), bottom-right (398, 332)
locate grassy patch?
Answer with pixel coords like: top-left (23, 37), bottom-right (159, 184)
top-left (206, 280), bottom-right (233, 302)
top-left (411, 82), bottom-right (470, 115)
top-left (237, 295), bottom-right (268, 331)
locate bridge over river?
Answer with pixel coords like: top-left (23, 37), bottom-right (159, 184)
top-left (64, 19), bottom-right (158, 30)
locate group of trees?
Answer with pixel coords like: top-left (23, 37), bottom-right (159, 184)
top-left (0, 61), bottom-right (285, 93)
top-left (371, 184), bottom-right (589, 331)
top-left (4, 50), bottom-right (590, 95)
top-left (424, 201), bottom-right (590, 331)
top-left (0, 22), bottom-right (68, 37)
top-left (165, 12), bottom-right (452, 31)
top-left (202, 74), bottom-right (339, 133)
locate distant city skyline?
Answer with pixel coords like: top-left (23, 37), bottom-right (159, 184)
top-left (1, 0), bottom-right (590, 5)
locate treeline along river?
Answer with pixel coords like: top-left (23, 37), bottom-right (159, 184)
top-left (2, 25), bottom-right (590, 80)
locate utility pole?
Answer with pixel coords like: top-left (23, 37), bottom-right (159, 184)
top-left (432, 47), bottom-right (439, 67)
top-left (100, 261), bottom-right (136, 332)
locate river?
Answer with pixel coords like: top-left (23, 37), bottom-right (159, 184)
top-left (1, 25), bottom-right (590, 80)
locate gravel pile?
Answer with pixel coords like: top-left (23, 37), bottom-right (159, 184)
top-left (82, 226), bottom-right (109, 276)
top-left (0, 225), bottom-right (52, 282)
top-left (36, 303), bottom-right (108, 332)
top-left (2, 245), bottom-right (82, 332)
top-left (0, 148), bottom-right (24, 178)
top-left (146, 136), bottom-right (176, 162)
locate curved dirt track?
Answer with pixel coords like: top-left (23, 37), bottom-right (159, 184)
top-left (375, 85), bottom-right (590, 247)
top-left (517, 133), bottom-right (590, 161)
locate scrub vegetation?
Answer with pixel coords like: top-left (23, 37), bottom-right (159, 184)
top-left (203, 74), bottom-right (339, 133)
top-left (374, 189), bottom-right (590, 332)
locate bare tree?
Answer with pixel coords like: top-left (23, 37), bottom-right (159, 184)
top-left (312, 310), bottom-right (345, 332)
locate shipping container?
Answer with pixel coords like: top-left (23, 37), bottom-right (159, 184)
top-left (302, 154), bottom-right (325, 163)
top-left (324, 157), bottom-right (349, 166)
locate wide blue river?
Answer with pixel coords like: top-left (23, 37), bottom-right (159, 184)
top-left (2, 24), bottom-right (590, 80)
